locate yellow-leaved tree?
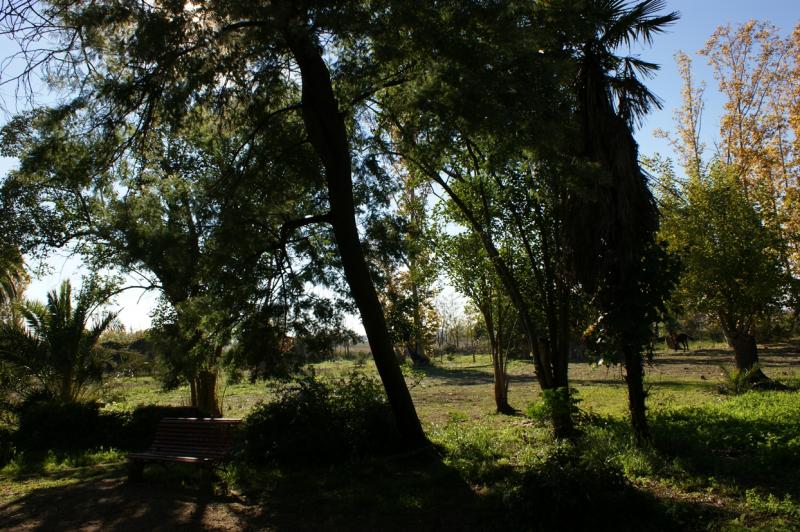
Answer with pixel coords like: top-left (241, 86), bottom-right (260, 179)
top-left (657, 20), bottom-right (800, 334)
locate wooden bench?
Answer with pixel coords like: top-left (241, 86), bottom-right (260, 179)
top-left (127, 417), bottom-right (241, 481)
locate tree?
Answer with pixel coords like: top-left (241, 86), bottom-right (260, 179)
top-left (657, 161), bottom-right (786, 380)
top-left (0, 279), bottom-right (117, 403)
top-left (0, 0), bottom-right (426, 444)
top-left (1, 100), bottom-right (324, 415)
top-left (659, 21), bottom-right (800, 331)
top-left (378, 0), bottom-right (676, 441)
top-left (561, 0), bottom-right (678, 442)
top-left (0, 244), bottom-right (27, 320)
top-left (440, 231), bottom-right (516, 413)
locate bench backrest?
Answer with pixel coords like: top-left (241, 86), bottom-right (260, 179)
top-left (148, 417), bottom-right (241, 459)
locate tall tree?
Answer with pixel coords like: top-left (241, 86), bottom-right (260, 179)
top-left (656, 161), bottom-right (785, 379)
top-left (439, 231), bottom-right (516, 414)
top-left (561, 0), bottom-right (678, 442)
top-left (0, 0), bottom-right (426, 444)
top-left (656, 19), bottom-right (800, 351)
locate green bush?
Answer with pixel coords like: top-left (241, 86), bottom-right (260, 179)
top-left (526, 387), bottom-right (581, 426)
top-left (13, 401), bottom-right (205, 452)
top-left (242, 371), bottom-right (400, 464)
top-left (15, 400), bottom-right (126, 451)
top-left (651, 390), bottom-right (800, 476)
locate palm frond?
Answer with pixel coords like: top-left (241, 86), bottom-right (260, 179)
top-left (600, 0), bottom-right (679, 48)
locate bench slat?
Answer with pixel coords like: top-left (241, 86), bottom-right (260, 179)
top-left (127, 417), bottom-right (241, 473)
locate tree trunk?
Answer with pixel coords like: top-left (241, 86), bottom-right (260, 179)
top-left (730, 332), bottom-right (759, 371)
top-left (623, 346), bottom-right (650, 445)
top-left (192, 369), bottom-right (221, 417)
top-left (728, 330), bottom-right (772, 385)
top-left (285, 27), bottom-right (425, 447)
top-left (189, 379), bottom-right (197, 408)
top-left (491, 347), bottom-right (513, 414)
top-left (411, 282), bottom-right (427, 361)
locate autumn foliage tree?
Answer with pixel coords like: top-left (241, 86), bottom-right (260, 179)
top-left (658, 20), bottom-right (800, 334)
top-left (654, 20), bottom-right (800, 383)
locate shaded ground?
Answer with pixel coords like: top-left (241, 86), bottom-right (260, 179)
top-left (0, 472), bottom-right (253, 531)
top-left (0, 456), bottom-right (500, 532)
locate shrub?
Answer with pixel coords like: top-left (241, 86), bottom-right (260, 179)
top-left (526, 387), bottom-right (581, 426)
top-left (242, 371), bottom-right (400, 464)
top-left (718, 364), bottom-right (765, 395)
top-left (13, 401), bottom-right (205, 452)
top-left (15, 400), bottom-right (126, 451)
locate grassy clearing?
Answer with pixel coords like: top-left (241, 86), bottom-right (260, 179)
top-left (1, 343), bottom-right (798, 530)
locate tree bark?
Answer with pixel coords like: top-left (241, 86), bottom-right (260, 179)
top-left (492, 350), bottom-right (513, 414)
top-left (730, 332), bottom-right (759, 370)
top-left (727, 330), bottom-right (773, 385)
top-left (285, 26), bottom-right (425, 446)
top-left (623, 346), bottom-right (650, 444)
top-left (193, 369), bottom-right (222, 417)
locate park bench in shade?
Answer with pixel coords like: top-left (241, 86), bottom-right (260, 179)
top-left (127, 417), bottom-right (241, 481)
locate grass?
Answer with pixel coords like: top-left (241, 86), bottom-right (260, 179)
top-left (1, 342), bottom-right (799, 529)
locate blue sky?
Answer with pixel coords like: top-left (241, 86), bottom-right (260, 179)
top-left (1, 0), bottom-right (799, 330)
top-left (632, 0), bottom-right (799, 160)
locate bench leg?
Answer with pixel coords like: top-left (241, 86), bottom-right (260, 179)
top-left (128, 460), bottom-right (145, 482)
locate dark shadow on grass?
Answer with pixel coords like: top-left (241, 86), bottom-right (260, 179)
top-left (0, 464), bottom-right (248, 531)
top-left (0, 445), bottom-right (746, 531)
top-left (228, 451), bottom-right (497, 532)
top-left (650, 408), bottom-right (800, 499)
top-left (418, 364), bottom-right (496, 385)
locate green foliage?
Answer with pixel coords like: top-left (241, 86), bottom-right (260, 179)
top-left (744, 489), bottom-right (800, 522)
top-left (0, 279), bottom-right (118, 403)
top-left (503, 446), bottom-right (659, 532)
top-left (0, 243), bottom-right (26, 309)
top-left (526, 387), bottom-right (582, 427)
top-left (0, 447), bottom-right (126, 480)
top-left (657, 161), bottom-right (787, 339)
top-left (14, 400), bottom-right (126, 451)
top-left (242, 371), bottom-right (400, 465)
top-left (431, 421), bottom-right (513, 484)
top-left (13, 401), bottom-right (204, 453)
top-left (718, 364), bottom-right (765, 395)
top-left (651, 390), bottom-right (800, 476)
top-left (99, 329), bottom-right (156, 377)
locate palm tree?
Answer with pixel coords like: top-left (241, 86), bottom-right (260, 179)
top-left (0, 280), bottom-right (118, 403)
top-left (566, 0), bottom-right (678, 443)
top-left (0, 246), bottom-right (27, 307)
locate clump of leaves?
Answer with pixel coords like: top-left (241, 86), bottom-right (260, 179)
top-left (526, 387), bottom-right (582, 426)
top-left (718, 364), bottom-right (763, 395)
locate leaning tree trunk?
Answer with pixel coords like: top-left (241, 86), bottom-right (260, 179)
top-left (431, 177), bottom-right (574, 437)
top-left (285, 26), bottom-right (426, 447)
